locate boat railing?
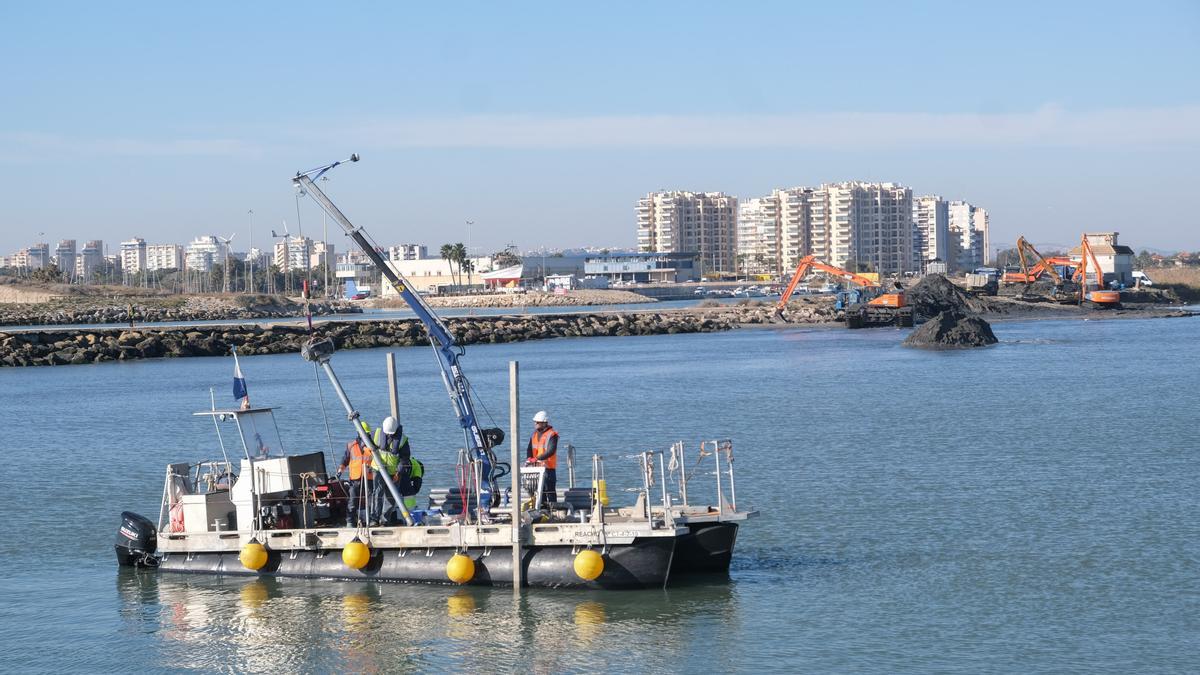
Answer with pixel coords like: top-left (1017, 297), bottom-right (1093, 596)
top-left (668, 439), bottom-right (737, 519)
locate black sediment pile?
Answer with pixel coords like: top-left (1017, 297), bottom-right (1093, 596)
top-left (902, 310), bottom-right (997, 349)
top-left (905, 274), bottom-right (987, 316)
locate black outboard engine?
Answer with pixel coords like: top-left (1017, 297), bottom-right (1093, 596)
top-left (115, 511), bottom-right (158, 568)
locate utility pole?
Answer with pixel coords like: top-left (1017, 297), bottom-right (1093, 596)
top-left (247, 209), bottom-right (254, 294)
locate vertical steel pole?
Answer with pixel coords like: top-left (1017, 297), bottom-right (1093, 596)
top-left (386, 353), bottom-right (400, 421)
top-left (509, 361), bottom-right (522, 591)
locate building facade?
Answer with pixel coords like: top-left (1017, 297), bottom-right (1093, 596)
top-left (388, 244), bottom-right (428, 261)
top-left (146, 244), bottom-right (184, 271)
top-left (185, 236), bottom-right (227, 273)
top-left (637, 191), bottom-right (738, 276)
top-left (55, 240), bottom-right (77, 280)
top-left (120, 238), bottom-right (147, 275)
top-left (736, 197), bottom-right (781, 278)
top-left (584, 252), bottom-right (698, 284)
top-left (76, 240), bottom-right (104, 281)
top-left (948, 201), bottom-right (990, 270)
top-left (912, 195), bottom-right (950, 270)
top-left (273, 235), bottom-right (313, 272)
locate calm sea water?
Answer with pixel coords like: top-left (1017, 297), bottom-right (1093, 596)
top-left (1, 316), bottom-right (1197, 673)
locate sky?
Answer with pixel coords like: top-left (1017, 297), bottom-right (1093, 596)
top-left (1, 1), bottom-right (1198, 256)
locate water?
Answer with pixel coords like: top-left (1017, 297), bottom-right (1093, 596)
top-left (1, 317), bottom-right (1197, 672)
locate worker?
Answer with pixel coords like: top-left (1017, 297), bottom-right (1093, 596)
top-left (525, 410), bottom-right (558, 504)
top-left (336, 421), bottom-right (375, 527)
top-left (372, 416), bottom-right (412, 525)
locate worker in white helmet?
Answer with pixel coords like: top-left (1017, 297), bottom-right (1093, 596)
top-left (525, 410), bottom-right (559, 504)
top-left (370, 416), bottom-right (412, 525)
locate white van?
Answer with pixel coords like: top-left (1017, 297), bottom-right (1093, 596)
top-left (1132, 270), bottom-right (1154, 286)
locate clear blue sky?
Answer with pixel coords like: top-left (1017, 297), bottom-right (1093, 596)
top-left (1, 1), bottom-right (1197, 255)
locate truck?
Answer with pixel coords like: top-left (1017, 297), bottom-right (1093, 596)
top-left (965, 272), bottom-right (998, 296)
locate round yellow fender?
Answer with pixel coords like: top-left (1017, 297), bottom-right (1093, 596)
top-left (574, 549), bottom-right (604, 581)
top-left (239, 541), bottom-right (268, 571)
top-left (342, 540), bottom-right (371, 569)
top-left (446, 553), bottom-right (475, 584)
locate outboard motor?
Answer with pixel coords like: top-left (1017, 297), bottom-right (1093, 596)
top-left (115, 511), bottom-right (158, 568)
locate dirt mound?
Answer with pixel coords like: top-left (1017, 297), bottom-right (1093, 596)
top-left (905, 274), bottom-right (986, 316)
top-left (903, 310), bottom-right (997, 349)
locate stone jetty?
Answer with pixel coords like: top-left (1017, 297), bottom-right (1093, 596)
top-left (0, 312), bottom-right (742, 367)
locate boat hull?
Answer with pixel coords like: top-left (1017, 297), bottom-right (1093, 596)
top-left (670, 521), bottom-right (739, 575)
top-left (157, 537), bottom-right (675, 589)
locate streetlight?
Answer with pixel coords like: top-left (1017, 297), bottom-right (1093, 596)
top-left (247, 209), bottom-right (254, 293)
top-left (322, 176), bottom-right (331, 298)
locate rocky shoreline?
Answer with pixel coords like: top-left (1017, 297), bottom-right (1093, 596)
top-left (0, 312), bottom-right (740, 367)
top-left (0, 295), bottom-right (361, 327)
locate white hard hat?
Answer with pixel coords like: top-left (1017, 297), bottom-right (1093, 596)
top-left (532, 410), bottom-right (549, 423)
top-left (382, 416), bottom-right (399, 435)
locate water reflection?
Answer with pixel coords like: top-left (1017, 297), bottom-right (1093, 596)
top-left (115, 571), bottom-right (739, 671)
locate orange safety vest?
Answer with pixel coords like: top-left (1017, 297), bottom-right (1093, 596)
top-left (529, 427), bottom-right (559, 470)
top-left (347, 440), bottom-right (375, 481)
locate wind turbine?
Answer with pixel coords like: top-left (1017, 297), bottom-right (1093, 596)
top-left (216, 233), bottom-right (237, 293)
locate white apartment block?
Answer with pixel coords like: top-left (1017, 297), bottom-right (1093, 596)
top-left (311, 241), bottom-right (335, 270)
top-left (273, 235), bottom-right (312, 271)
top-left (802, 182), bottom-right (914, 275)
top-left (389, 244), bottom-right (428, 261)
top-left (736, 197), bottom-right (781, 277)
top-left (185, 236), bottom-right (227, 273)
top-left (948, 201), bottom-right (989, 270)
top-left (912, 195), bottom-right (950, 269)
top-left (120, 237), bottom-right (147, 274)
top-left (637, 191), bottom-right (738, 275)
top-left (146, 244), bottom-right (184, 271)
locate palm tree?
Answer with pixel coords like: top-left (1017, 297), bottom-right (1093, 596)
top-left (440, 243), bottom-right (456, 288)
top-left (451, 243), bottom-right (467, 288)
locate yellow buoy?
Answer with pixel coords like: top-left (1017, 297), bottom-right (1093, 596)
top-left (342, 540), bottom-right (371, 569)
top-left (574, 549), bottom-right (604, 581)
top-left (446, 553), bottom-right (475, 584)
top-left (239, 541), bottom-right (268, 571)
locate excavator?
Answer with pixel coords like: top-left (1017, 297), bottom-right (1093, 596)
top-left (1005, 236), bottom-right (1077, 302)
top-left (1075, 235), bottom-right (1121, 308)
top-left (776, 255), bottom-right (913, 328)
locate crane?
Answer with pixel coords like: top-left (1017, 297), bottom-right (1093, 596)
top-left (1007, 236), bottom-right (1077, 302)
top-left (777, 255), bottom-right (882, 310)
top-left (293, 155), bottom-right (504, 514)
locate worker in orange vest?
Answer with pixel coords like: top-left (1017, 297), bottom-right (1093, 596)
top-left (524, 410), bottom-right (559, 504)
top-left (336, 422), bottom-right (375, 527)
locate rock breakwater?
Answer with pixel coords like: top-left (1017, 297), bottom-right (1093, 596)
top-left (0, 296), bottom-right (360, 327)
top-left (0, 312), bottom-right (737, 367)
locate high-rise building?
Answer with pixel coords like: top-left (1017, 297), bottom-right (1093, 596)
top-left (55, 240), bottom-right (77, 280)
top-left (736, 197), bottom-right (781, 277)
top-left (146, 244), bottom-right (184, 271)
top-left (311, 241), bottom-right (335, 270)
top-left (752, 182), bottom-right (915, 275)
top-left (948, 201), bottom-right (989, 270)
top-left (120, 237), bottom-right (147, 275)
top-left (25, 240), bottom-right (49, 269)
top-left (274, 235), bottom-right (313, 271)
top-left (185, 235), bottom-right (227, 272)
top-left (912, 195), bottom-right (950, 270)
top-left (76, 240), bottom-right (104, 281)
top-left (637, 191), bottom-right (738, 276)
top-left (389, 244), bottom-right (427, 261)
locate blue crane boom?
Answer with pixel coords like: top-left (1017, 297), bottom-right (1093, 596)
top-left (292, 155), bottom-right (499, 511)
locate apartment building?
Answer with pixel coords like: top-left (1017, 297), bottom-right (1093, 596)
top-left (637, 191), bottom-right (738, 276)
top-left (912, 195), bottom-right (950, 270)
top-left (76, 240), bottom-right (104, 280)
top-left (736, 197), bottom-right (781, 277)
top-left (120, 237), bottom-right (147, 274)
top-left (185, 236), bottom-right (227, 273)
top-left (146, 244), bottom-right (184, 271)
top-left (389, 244), bottom-right (428, 261)
top-left (273, 235), bottom-right (312, 271)
top-left (948, 201), bottom-right (989, 270)
top-left (55, 240), bottom-right (77, 280)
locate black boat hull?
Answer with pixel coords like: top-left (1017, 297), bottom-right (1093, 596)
top-left (157, 537), bottom-right (675, 589)
top-left (670, 521), bottom-right (738, 575)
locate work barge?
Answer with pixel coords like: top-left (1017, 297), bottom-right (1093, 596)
top-left (116, 154), bottom-right (754, 589)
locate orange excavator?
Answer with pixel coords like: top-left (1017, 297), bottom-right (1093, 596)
top-left (1006, 236), bottom-right (1077, 302)
top-left (776, 255), bottom-right (912, 328)
top-left (1075, 236), bottom-right (1121, 308)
